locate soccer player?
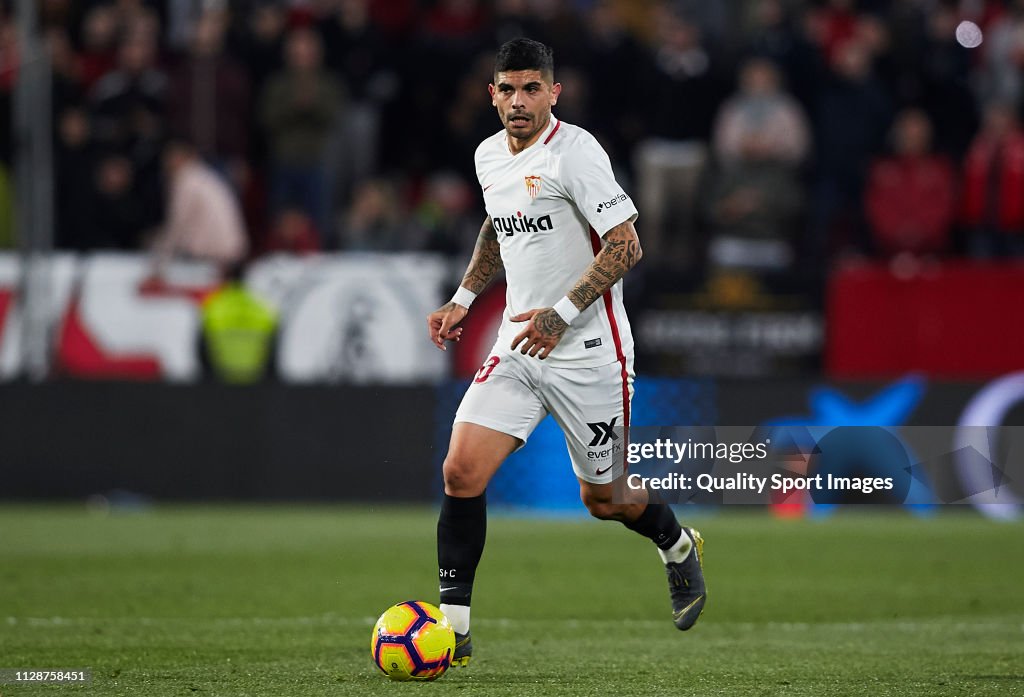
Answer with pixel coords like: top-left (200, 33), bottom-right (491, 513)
top-left (427, 38), bottom-right (706, 666)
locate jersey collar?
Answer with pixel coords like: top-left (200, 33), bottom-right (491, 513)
top-left (505, 115), bottom-right (560, 155)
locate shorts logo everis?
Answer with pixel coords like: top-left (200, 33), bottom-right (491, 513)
top-left (587, 418), bottom-right (619, 447)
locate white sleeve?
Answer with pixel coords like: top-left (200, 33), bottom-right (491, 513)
top-left (560, 137), bottom-right (638, 236)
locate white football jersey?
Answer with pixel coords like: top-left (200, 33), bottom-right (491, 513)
top-left (474, 116), bottom-right (639, 368)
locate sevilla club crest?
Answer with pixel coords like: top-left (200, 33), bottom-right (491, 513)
top-left (524, 175), bottom-right (542, 200)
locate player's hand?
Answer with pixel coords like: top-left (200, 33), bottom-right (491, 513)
top-left (510, 308), bottom-right (568, 359)
top-left (427, 301), bottom-right (467, 351)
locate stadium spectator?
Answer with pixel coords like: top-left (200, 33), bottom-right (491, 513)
top-left (77, 4), bottom-right (119, 92)
top-left (411, 172), bottom-right (478, 258)
top-left (701, 57), bottom-right (809, 270)
top-left (338, 178), bottom-right (405, 252)
top-left (577, 1), bottom-right (648, 168)
top-left (712, 58), bottom-right (810, 166)
top-left (976, 0), bottom-right (1024, 107)
top-left (46, 28), bottom-right (86, 113)
top-left (167, 10), bottom-right (250, 190)
top-left (55, 107), bottom-right (99, 251)
top-left (263, 207), bottom-right (321, 256)
top-left (150, 140), bottom-right (248, 271)
top-left (740, 0), bottom-right (823, 112)
top-left (317, 0), bottom-right (391, 105)
top-left (643, 11), bottom-right (722, 142)
top-left (407, 0), bottom-right (490, 174)
top-left (85, 153), bottom-right (149, 250)
top-left (444, 52), bottom-right (497, 183)
top-left (864, 108), bottom-right (956, 257)
top-left (258, 27), bottom-right (345, 244)
top-left (808, 37), bottom-right (892, 259)
top-left (807, 0), bottom-right (859, 66)
top-left (230, 1), bottom-right (286, 99)
top-left (877, 0), bottom-right (929, 105)
top-left (89, 23), bottom-right (167, 231)
top-left (961, 100), bottom-right (1024, 258)
top-left (90, 22), bottom-right (167, 148)
top-left (316, 0), bottom-right (392, 226)
top-left (918, 5), bottom-right (977, 158)
top-left (632, 11), bottom-right (725, 267)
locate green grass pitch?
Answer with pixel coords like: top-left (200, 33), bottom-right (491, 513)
top-left (2, 505), bottom-right (1023, 696)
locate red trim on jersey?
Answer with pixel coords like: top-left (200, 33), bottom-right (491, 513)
top-left (543, 118), bottom-right (561, 145)
top-left (588, 227), bottom-right (630, 448)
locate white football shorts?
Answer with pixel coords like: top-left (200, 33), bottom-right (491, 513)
top-left (454, 344), bottom-right (635, 484)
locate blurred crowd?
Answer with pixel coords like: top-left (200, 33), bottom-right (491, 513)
top-left (2, 0), bottom-right (1024, 273)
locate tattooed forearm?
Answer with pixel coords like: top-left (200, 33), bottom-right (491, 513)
top-left (565, 221), bottom-right (642, 311)
top-left (533, 308), bottom-right (569, 338)
top-left (567, 278), bottom-right (602, 309)
top-left (461, 216), bottom-right (504, 294)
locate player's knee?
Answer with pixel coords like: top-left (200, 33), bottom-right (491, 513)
top-left (442, 452), bottom-right (488, 497)
top-left (581, 490), bottom-right (621, 520)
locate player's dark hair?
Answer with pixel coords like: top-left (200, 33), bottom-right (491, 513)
top-left (494, 38), bottom-right (554, 81)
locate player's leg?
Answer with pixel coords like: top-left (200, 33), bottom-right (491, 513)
top-left (578, 478), bottom-right (706, 630)
top-left (544, 361), bottom-right (706, 630)
top-left (438, 423), bottom-right (520, 665)
top-left (440, 351), bottom-right (546, 664)
top-left (577, 478), bottom-right (679, 548)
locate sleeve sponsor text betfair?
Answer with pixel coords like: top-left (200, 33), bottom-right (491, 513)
top-left (596, 193), bottom-right (629, 213)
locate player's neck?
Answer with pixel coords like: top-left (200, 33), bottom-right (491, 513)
top-left (506, 115), bottom-right (552, 155)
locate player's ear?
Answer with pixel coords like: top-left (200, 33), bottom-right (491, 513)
top-left (550, 82), bottom-right (561, 105)
top-left (488, 83), bottom-right (496, 105)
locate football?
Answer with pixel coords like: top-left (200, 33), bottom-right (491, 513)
top-left (370, 601), bottom-right (455, 681)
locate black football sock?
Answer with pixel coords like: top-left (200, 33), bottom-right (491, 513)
top-left (623, 501), bottom-right (682, 551)
top-left (437, 491), bottom-right (487, 619)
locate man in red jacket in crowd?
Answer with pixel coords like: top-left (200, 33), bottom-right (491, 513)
top-left (960, 100), bottom-right (1024, 257)
top-left (864, 108), bottom-right (956, 257)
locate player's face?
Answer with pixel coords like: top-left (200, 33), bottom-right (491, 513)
top-left (489, 70), bottom-right (561, 150)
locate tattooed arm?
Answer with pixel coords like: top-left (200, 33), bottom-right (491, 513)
top-left (566, 220), bottom-right (643, 312)
top-left (510, 220), bottom-right (642, 359)
top-left (459, 216), bottom-right (503, 294)
top-left (427, 217), bottom-right (504, 350)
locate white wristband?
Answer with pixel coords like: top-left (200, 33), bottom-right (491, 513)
top-left (451, 286), bottom-right (478, 308)
top-left (552, 296), bottom-right (581, 325)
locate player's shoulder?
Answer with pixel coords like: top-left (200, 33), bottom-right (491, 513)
top-left (548, 119), bottom-right (600, 148)
top-left (546, 119), bottom-right (609, 162)
top-left (474, 128), bottom-right (508, 164)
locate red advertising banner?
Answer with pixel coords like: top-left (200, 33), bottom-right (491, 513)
top-left (828, 261), bottom-right (1024, 379)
